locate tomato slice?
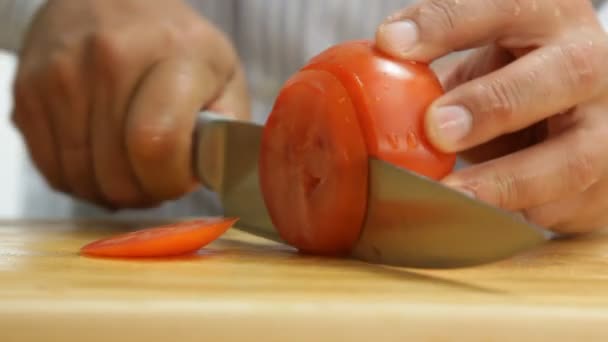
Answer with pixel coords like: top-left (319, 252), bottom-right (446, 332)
top-left (80, 217), bottom-right (238, 258)
top-left (259, 69), bottom-right (368, 255)
top-left (260, 40), bottom-right (457, 255)
top-left (304, 40), bottom-right (455, 179)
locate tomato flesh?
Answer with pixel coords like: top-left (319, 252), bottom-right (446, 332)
top-left (80, 218), bottom-right (238, 258)
top-left (259, 70), bottom-right (368, 255)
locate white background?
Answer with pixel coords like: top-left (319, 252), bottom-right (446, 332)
top-left (0, 52), bottom-right (23, 218)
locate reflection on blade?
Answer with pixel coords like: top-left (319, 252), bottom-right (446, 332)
top-left (350, 159), bottom-right (552, 268)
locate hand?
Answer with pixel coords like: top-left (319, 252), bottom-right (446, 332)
top-left (12, 0), bottom-right (249, 209)
top-left (375, 0), bottom-right (608, 234)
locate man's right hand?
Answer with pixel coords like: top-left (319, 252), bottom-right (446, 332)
top-left (12, 0), bottom-right (250, 209)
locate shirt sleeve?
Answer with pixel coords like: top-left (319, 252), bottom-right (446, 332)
top-left (0, 0), bottom-right (45, 53)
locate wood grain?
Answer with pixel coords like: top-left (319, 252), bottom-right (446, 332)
top-left (0, 219), bottom-right (608, 341)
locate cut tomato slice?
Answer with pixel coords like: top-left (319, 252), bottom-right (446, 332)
top-left (80, 217), bottom-right (238, 258)
top-left (260, 69), bottom-right (368, 255)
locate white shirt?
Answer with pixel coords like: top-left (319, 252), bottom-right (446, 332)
top-left (0, 0), bottom-right (607, 219)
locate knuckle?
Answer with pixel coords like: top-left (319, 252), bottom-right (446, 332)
top-left (472, 77), bottom-right (522, 126)
top-left (490, 171), bottom-right (523, 210)
top-left (89, 30), bottom-right (120, 58)
top-left (159, 17), bottom-right (236, 80)
top-left (556, 42), bottom-right (601, 92)
top-left (423, 0), bottom-right (459, 32)
top-left (45, 52), bottom-right (77, 95)
top-left (88, 30), bottom-right (128, 74)
top-left (157, 22), bottom-right (199, 52)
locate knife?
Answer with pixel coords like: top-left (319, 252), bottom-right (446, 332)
top-left (193, 111), bottom-right (553, 268)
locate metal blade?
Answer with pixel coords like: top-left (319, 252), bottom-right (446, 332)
top-left (350, 159), bottom-right (553, 268)
top-left (193, 111), bottom-right (281, 242)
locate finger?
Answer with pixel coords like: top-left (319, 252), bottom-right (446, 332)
top-left (522, 196), bottom-right (584, 232)
top-left (439, 46), bottom-right (513, 92)
top-left (459, 121), bottom-right (547, 164)
top-left (87, 28), bottom-right (169, 208)
top-left (11, 76), bottom-right (67, 193)
top-left (439, 44), bottom-right (528, 163)
top-left (424, 40), bottom-right (608, 153)
top-left (90, 48), bottom-right (150, 209)
top-left (89, 26), bottom-right (172, 142)
top-left (42, 51), bottom-right (102, 203)
top-left (206, 63), bottom-right (251, 121)
top-left (375, 0), bottom-right (583, 62)
top-left (125, 57), bottom-right (234, 202)
top-left (124, 24), bottom-right (238, 201)
top-left (526, 171), bottom-right (608, 234)
top-left (436, 47), bottom-right (533, 163)
top-left (442, 126), bottom-right (605, 211)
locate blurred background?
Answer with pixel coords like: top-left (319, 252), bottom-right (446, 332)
top-left (1, 3), bottom-right (608, 219)
top-left (0, 52), bottom-right (22, 218)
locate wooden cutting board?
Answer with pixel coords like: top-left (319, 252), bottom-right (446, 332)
top-left (1, 220), bottom-right (608, 341)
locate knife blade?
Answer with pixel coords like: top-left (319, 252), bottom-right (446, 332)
top-left (194, 111), bottom-right (281, 243)
top-left (350, 159), bottom-right (552, 268)
top-left (193, 111), bottom-right (552, 268)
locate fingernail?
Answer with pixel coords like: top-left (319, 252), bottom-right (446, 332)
top-left (379, 20), bottom-right (418, 55)
top-left (427, 105), bottom-right (473, 149)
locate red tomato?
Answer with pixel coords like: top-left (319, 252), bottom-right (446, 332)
top-left (80, 218), bottom-right (238, 258)
top-left (304, 40), bottom-right (455, 179)
top-left (260, 40), bottom-right (456, 255)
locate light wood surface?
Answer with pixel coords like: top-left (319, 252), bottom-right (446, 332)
top-left (1, 220), bottom-right (608, 341)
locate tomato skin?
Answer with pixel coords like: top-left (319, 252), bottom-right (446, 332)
top-left (259, 70), bottom-right (368, 255)
top-left (80, 218), bottom-right (238, 258)
top-left (260, 40), bottom-right (457, 255)
top-left (304, 40), bottom-right (455, 180)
